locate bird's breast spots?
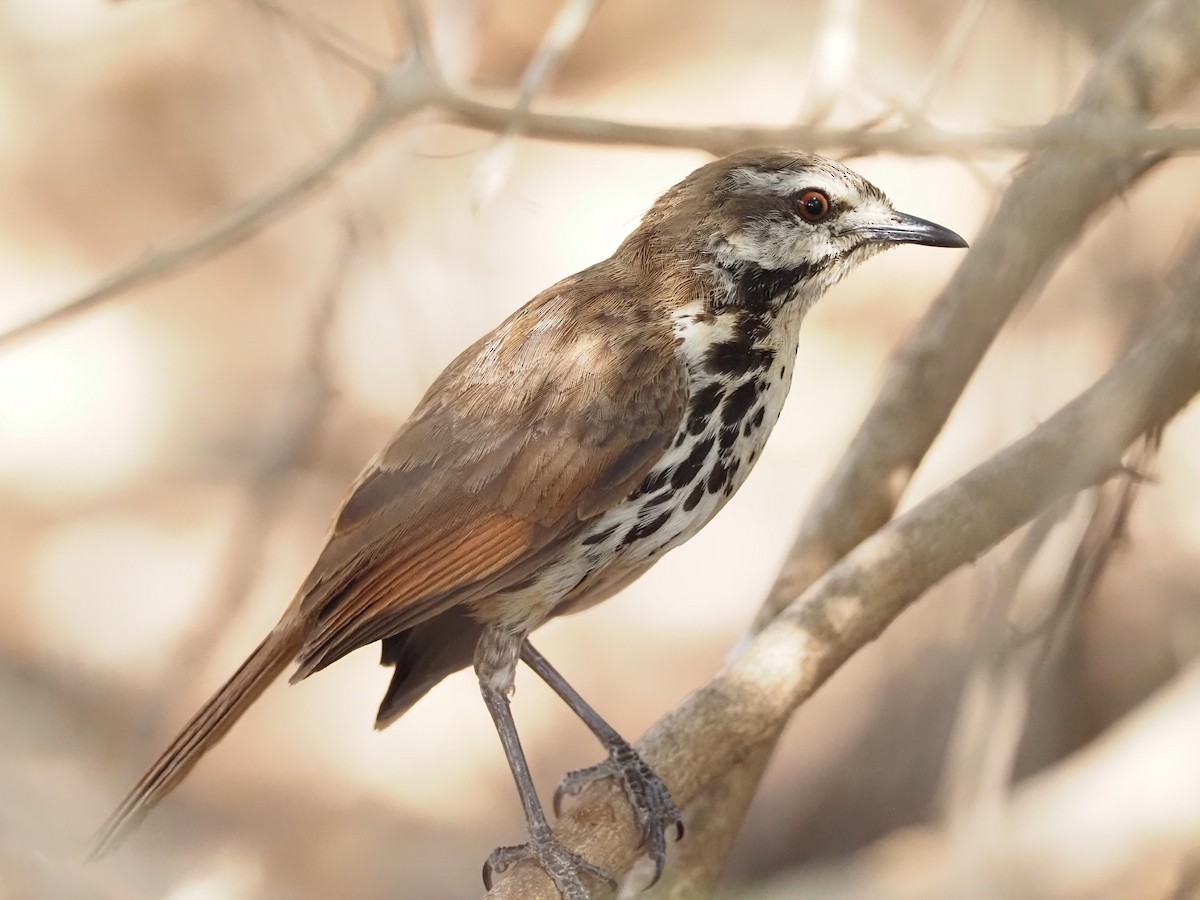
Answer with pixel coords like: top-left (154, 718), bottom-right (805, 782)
top-left (686, 383), bottom-right (724, 435)
top-left (706, 460), bottom-right (729, 495)
top-left (631, 465), bottom-right (673, 499)
top-left (721, 378), bottom-right (762, 426)
top-left (742, 406), bottom-right (767, 437)
top-left (670, 435), bottom-right (715, 489)
top-left (620, 508), bottom-right (673, 548)
top-left (580, 524), bottom-right (619, 546)
top-left (705, 337), bottom-right (776, 377)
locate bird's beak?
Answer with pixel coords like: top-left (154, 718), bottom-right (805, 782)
top-left (848, 211), bottom-right (969, 249)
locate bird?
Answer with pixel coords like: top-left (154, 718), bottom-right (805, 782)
top-left (90, 148), bottom-right (967, 899)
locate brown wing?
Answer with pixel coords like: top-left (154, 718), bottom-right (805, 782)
top-left (290, 275), bottom-right (687, 679)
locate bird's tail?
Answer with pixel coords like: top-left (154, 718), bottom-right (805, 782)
top-left (88, 619), bottom-right (306, 858)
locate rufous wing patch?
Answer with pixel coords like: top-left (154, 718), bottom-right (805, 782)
top-left (293, 513), bottom-right (532, 678)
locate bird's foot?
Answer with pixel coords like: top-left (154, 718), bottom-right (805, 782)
top-left (554, 742), bottom-right (683, 886)
top-left (483, 824), bottom-right (615, 900)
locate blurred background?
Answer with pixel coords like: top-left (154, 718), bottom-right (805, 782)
top-left (2, 0), bottom-right (1199, 897)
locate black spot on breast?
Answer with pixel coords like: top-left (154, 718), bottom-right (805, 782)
top-left (706, 339), bottom-right (775, 377)
top-left (581, 524), bottom-right (618, 546)
top-left (743, 405), bottom-right (767, 437)
top-left (632, 465), bottom-right (672, 499)
top-left (687, 384), bottom-right (723, 435)
top-left (707, 461), bottom-right (729, 495)
top-left (622, 510), bottom-right (672, 546)
top-left (671, 436), bottom-right (714, 489)
top-left (718, 425), bottom-right (739, 452)
top-left (722, 379), bottom-right (761, 426)
top-left (642, 489), bottom-right (674, 509)
top-left (683, 481), bottom-right (705, 511)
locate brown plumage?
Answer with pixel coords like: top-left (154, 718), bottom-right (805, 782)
top-left (91, 149), bottom-right (966, 898)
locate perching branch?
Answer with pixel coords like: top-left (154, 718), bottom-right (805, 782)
top-left (481, 225), bottom-right (1200, 899)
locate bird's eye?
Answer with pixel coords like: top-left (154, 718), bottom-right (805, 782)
top-left (795, 189), bottom-right (831, 223)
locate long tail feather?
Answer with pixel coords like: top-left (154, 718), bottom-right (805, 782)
top-left (89, 620), bottom-right (305, 858)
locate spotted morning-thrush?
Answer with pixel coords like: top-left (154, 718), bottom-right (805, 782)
top-left (91, 149), bottom-right (967, 899)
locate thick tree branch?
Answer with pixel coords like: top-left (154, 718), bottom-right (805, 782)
top-left (481, 234), bottom-right (1200, 897)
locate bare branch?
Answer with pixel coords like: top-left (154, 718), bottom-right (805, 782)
top-left (916, 0), bottom-right (992, 111)
top-left (244, 0), bottom-right (391, 81)
top-left (0, 96), bottom-right (396, 352)
top-left (394, 0), bottom-right (434, 69)
top-left (795, 0), bottom-right (862, 124)
top-left (935, 502), bottom-right (1072, 827)
top-left (736, 656), bottom-right (1200, 900)
top-left (440, 96), bottom-right (1200, 157)
top-left (481, 230), bottom-right (1200, 899)
top-left (142, 221), bottom-right (355, 738)
top-left (472, 0), bottom-right (604, 206)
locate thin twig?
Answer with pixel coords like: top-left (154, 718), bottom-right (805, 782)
top-left (0, 96), bottom-right (395, 351)
top-left (935, 500), bottom-right (1074, 828)
top-left (143, 220), bottom-right (356, 740)
top-left (394, 0), bottom-right (434, 68)
top-left (244, 0), bottom-right (390, 81)
top-left (795, 0), bottom-right (861, 125)
top-left (472, 0), bottom-right (604, 206)
top-left (917, 0), bottom-right (992, 111)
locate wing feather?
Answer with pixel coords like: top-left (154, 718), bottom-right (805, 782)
top-left (289, 276), bottom-right (688, 676)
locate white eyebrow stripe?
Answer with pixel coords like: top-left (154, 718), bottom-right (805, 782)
top-left (728, 167), bottom-right (849, 200)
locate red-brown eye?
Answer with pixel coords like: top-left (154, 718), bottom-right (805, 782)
top-left (795, 189), bottom-right (831, 222)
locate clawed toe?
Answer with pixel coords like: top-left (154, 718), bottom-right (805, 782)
top-left (554, 746), bottom-right (683, 886)
top-left (483, 829), bottom-right (614, 900)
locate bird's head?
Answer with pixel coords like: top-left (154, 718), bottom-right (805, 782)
top-left (630, 148), bottom-right (967, 312)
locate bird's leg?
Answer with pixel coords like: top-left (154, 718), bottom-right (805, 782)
top-left (521, 642), bottom-right (683, 886)
top-left (476, 631), bottom-right (614, 900)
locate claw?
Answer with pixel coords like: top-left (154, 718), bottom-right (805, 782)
top-left (553, 745), bottom-right (683, 887)
top-left (482, 832), bottom-right (615, 899)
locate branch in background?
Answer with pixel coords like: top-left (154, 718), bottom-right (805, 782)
top-left (934, 501), bottom-right (1074, 828)
top-left (471, 0), bottom-right (605, 206)
top-left (4, 0), bottom-right (1200, 353)
top-left (481, 226), bottom-right (1200, 898)
top-left (140, 221), bottom-right (356, 741)
top-left (761, 0), bottom-right (1200, 625)
top-left (246, 0), bottom-right (392, 80)
top-left (0, 96), bottom-right (395, 351)
top-left (733, 655), bottom-right (1200, 900)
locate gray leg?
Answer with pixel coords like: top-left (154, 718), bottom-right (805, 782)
top-left (521, 642), bottom-right (683, 887)
top-left (475, 632), bottom-right (614, 898)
